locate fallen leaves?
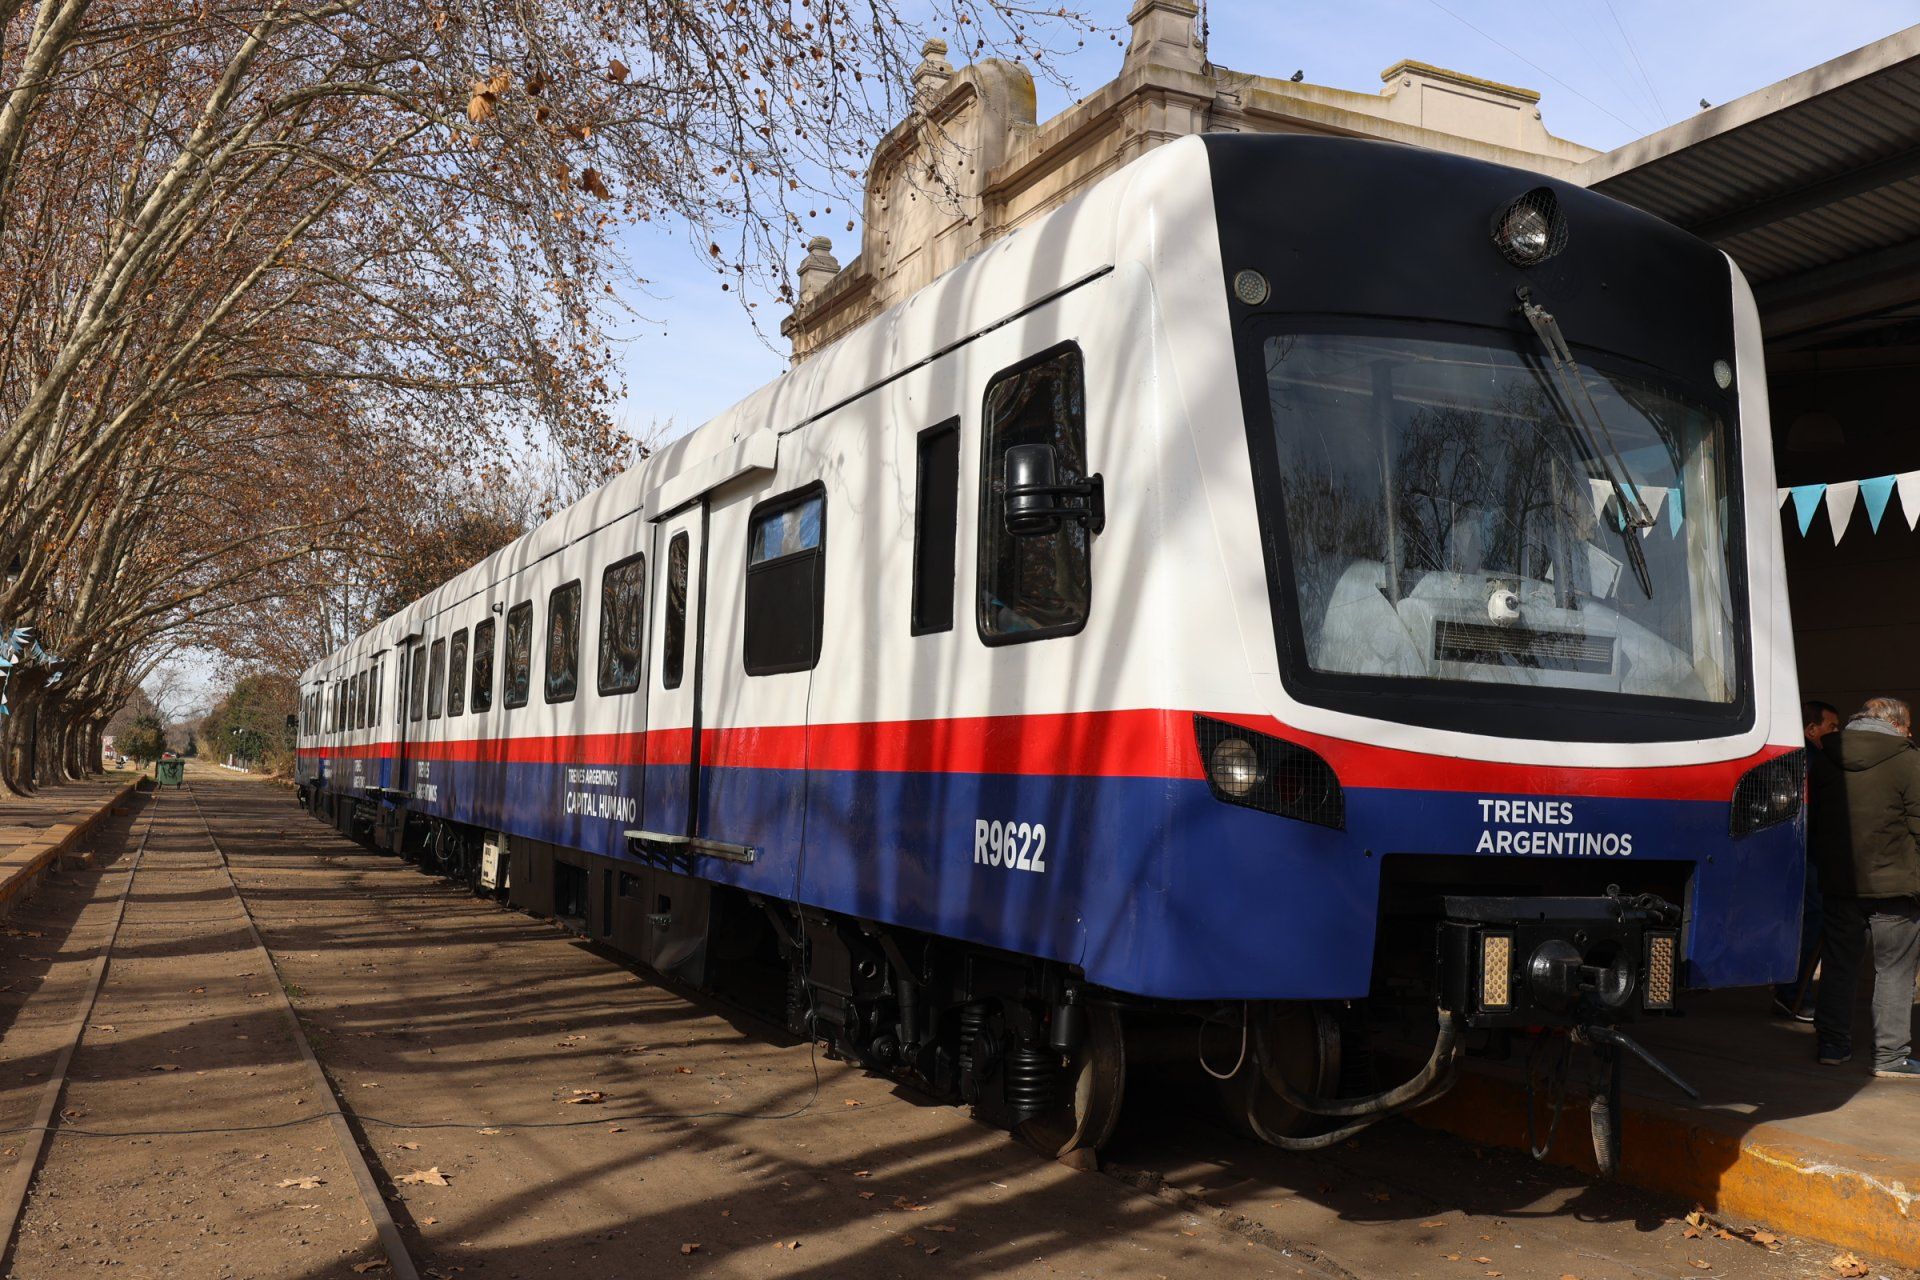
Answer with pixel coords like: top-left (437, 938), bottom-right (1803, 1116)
top-left (679, 1242), bottom-right (700, 1255)
top-left (1830, 1253), bottom-right (1870, 1278)
top-left (562, 1090), bottom-right (605, 1105)
top-left (891, 1196), bottom-right (930, 1212)
top-left (477, 1128), bottom-right (501, 1136)
top-left (1686, 1262), bottom-right (1710, 1272)
top-left (351, 1262), bottom-right (388, 1274)
top-left (394, 1142), bottom-right (419, 1151)
top-left (277, 1176), bottom-right (325, 1190)
top-left (1419, 1220), bottom-right (1447, 1229)
top-left (150, 1064), bottom-right (181, 1072)
top-left (398, 1168), bottom-right (450, 1187)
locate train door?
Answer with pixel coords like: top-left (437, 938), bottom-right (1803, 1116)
top-left (387, 638), bottom-right (422, 853)
top-left (639, 506), bottom-right (703, 843)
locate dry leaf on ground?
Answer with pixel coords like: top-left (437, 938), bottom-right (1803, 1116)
top-left (1419, 1220), bottom-right (1446, 1228)
top-left (1830, 1254), bottom-right (1870, 1278)
top-left (399, 1168), bottom-right (450, 1186)
top-left (1687, 1261), bottom-right (1711, 1272)
top-left (150, 1064), bottom-right (181, 1072)
top-left (562, 1091), bottom-right (604, 1105)
top-left (674, 1066), bottom-right (693, 1074)
top-left (351, 1262), bottom-right (388, 1274)
top-left (1749, 1230), bottom-right (1781, 1250)
top-left (477, 1128), bottom-right (500, 1135)
top-left (680, 1243), bottom-right (700, 1255)
top-left (277, 1176), bottom-right (324, 1189)
top-left (394, 1142), bottom-right (419, 1151)
top-left (892, 1196), bottom-right (930, 1212)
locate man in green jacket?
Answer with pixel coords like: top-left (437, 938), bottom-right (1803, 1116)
top-left (1812, 697), bottom-right (1920, 1079)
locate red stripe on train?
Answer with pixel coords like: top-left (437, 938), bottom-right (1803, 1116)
top-left (296, 708), bottom-right (1790, 801)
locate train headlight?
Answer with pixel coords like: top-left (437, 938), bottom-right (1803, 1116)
top-left (1492, 187), bottom-right (1568, 266)
top-left (1209, 737), bottom-right (1264, 796)
top-left (1729, 749), bottom-right (1805, 836)
top-left (1193, 716), bottom-right (1344, 829)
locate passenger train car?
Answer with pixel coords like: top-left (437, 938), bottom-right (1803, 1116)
top-left (296, 134), bottom-right (1804, 1165)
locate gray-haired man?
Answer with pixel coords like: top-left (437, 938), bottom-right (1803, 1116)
top-left (1812, 697), bottom-right (1920, 1078)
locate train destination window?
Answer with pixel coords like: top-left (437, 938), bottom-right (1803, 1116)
top-left (427, 638), bottom-right (447, 719)
top-left (546, 580), bottom-right (582, 703)
top-left (504, 602), bottom-right (533, 709)
top-left (745, 485), bottom-right (826, 675)
top-left (662, 533), bottom-right (689, 690)
top-left (471, 618), bottom-right (496, 713)
top-left (447, 629), bottom-right (469, 717)
top-left (409, 643), bottom-right (427, 723)
top-left (978, 344), bottom-right (1093, 643)
top-left (912, 420), bottom-right (961, 635)
top-left (598, 554), bottom-right (646, 696)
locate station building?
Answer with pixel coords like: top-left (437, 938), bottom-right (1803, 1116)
top-left (783, 7), bottom-right (1920, 717)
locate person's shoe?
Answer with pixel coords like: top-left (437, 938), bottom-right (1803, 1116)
top-left (1771, 996), bottom-right (1816, 1023)
top-left (1872, 1058), bottom-right (1920, 1080)
top-left (1817, 1041), bottom-right (1853, 1065)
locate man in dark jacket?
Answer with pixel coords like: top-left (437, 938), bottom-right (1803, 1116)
top-left (1812, 697), bottom-right (1920, 1078)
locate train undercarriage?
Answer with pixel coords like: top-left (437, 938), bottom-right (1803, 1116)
top-left (297, 783), bottom-right (1689, 1168)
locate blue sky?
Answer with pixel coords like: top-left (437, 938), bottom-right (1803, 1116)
top-left (612, 1), bottom-right (1917, 442)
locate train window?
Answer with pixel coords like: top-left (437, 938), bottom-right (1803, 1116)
top-left (504, 602), bottom-right (533, 709)
top-left (371, 655), bottom-right (383, 725)
top-left (662, 533), bottom-right (689, 690)
top-left (427, 638), bottom-right (447, 719)
top-left (471, 618), bottom-right (496, 713)
top-left (355, 671), bottom-right (367, 729)
top-left (447, 629), bottom-right (469, 717)
top-left (409, 643), bottom-right (427, 723)
top-left (912, 419), bottom-right (961, 635)
top-left (744, 485), bottom-right (826, 675)
top-left (546, 581), bottom-right (582, 703)
top-left (598, 554), bottom-right (646, 696)
top-left (395, 650), bottom-right (408, 727)
top-left (978, 343), bottom-right (1092, 644)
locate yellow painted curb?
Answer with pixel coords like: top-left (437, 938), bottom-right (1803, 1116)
top-left (1413, 1066), bottom-right (1920, 1268)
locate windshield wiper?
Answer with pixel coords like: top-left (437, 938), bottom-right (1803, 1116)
top-left (1516, 290), bottom-right (1654, 599)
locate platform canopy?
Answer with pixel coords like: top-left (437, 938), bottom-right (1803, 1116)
top-left (1580, 25), bottom-right (1920, 349)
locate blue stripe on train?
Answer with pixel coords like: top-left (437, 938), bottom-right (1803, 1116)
top-left (306, 753), bottom-right (1802, 1000)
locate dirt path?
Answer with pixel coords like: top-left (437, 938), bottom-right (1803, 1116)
top-left (2, 773), bottom-right (1910, 1280)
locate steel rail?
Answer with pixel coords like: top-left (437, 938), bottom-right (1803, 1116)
top-left (181, 782), bottom-right (421, 1280)
top-left (0, 793), bottom-right (161, 1270)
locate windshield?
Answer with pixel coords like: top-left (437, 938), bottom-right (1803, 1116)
top-left (1262, 331), bottom-right (1738, 704)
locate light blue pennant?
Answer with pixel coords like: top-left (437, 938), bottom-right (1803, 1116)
top-left (1668, 487), bottom-right (1683, 536)
top-left (1789, 484), bottom-right (1828, 536)
top-left (1860, 474), bottom-right (1897, 533)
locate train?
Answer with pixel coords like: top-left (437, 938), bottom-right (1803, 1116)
top-left (296, 133), bottom-right (1804, 1168)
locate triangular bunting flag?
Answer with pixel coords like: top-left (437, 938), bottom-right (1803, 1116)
top-left (1668, 486), bottom-right (1684, 537)
top-left (1825, 480), bottom-right (1859, 544)
top-left (1899, 471), bottom-right (1920, 532)
top-left (1860, 475), bottom-right (1897, 533)
top-left (1789, 484), bottom-right (1827, 536)
top-left (1778, 487), bottom-right (1791, 510)
top-left (1626, 483), bottom-right (1667, 536)
top-left (1589, 478), bottom-right (1614, 521)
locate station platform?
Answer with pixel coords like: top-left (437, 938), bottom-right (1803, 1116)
top-left (0, 773), bottom-right (140, 919)
top-left (1413, 984), bottom-right (1920, 1267)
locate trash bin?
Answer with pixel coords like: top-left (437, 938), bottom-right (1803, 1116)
top-left (155, 757), bottom-right (185, 788)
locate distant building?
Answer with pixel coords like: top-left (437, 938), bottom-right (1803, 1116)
top-left (782, 0), bottom-right (1595, 358)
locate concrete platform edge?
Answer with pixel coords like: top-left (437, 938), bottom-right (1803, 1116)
top-left (1410, 1063), bottom-right (1920, 1267)
top-left (0, 780), bottom-right (140, 919)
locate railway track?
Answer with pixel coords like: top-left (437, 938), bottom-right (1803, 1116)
top-left (0, 786), bottom-right (421, 1280)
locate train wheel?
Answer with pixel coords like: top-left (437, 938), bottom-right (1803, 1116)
top-left (1016, 1004), bottom-right (1126, 1159)
top-left (1215, 1002), bottom-right (1340, 1142)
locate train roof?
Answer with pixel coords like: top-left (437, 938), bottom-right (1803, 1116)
top-left (303, 130), bottom-right (1199, 683)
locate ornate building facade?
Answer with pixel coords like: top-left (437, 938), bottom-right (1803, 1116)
top-left (782, 0), bottom-right (1596, 359)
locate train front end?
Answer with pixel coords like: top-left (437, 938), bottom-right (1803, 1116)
top-left (1177, 135), bottom-right (1801, 1158)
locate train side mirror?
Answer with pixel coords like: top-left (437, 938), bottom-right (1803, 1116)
top-left (1003, 444), bottom-right (1106, 537)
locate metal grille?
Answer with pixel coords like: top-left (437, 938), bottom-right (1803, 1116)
top-left (1481, 934), bottom-right (1513, 1009)
top-left (1645, 933), bottom-right (1677, 1009)
top-left (1493, 187), bottom-right (1570, 265)
top-left (1192, 715), bottom-right (1344, 830)
top-left (1729, 749), bottom-right (1805, 836)
top-left (1433, 620), bottom-right (1614, 674)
